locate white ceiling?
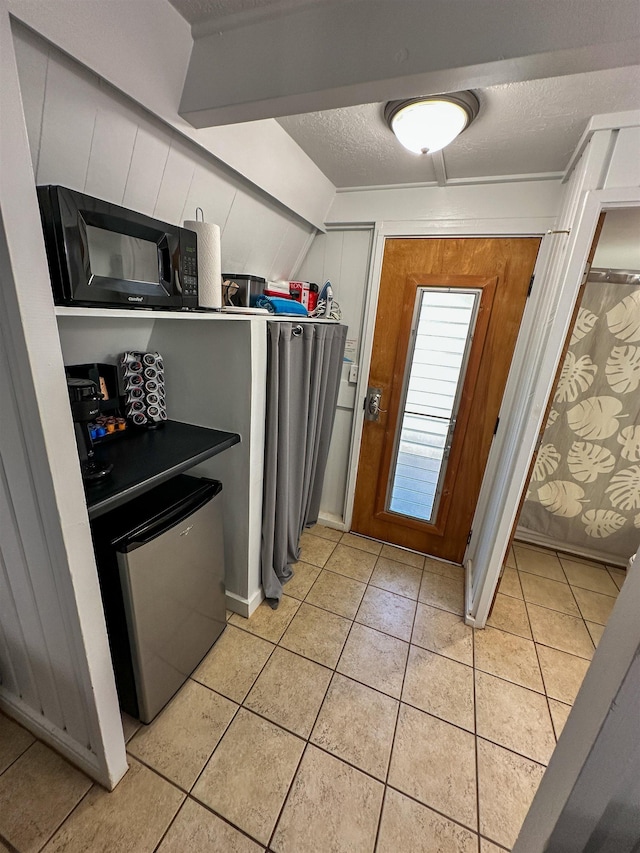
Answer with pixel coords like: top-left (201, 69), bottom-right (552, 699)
top-left (277, 66), bottom-right (640, 187)
top-left (169, 0), bottom-right (640, 188)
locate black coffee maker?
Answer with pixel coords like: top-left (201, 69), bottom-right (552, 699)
top-left (67, 378), bottom-right (113, 481)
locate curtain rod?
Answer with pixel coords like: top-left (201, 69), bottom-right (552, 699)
top-left (588, 268), bottom-right (640, 285)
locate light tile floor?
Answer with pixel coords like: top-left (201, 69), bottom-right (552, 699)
top-left (0, 532), bottom-right (625, 852)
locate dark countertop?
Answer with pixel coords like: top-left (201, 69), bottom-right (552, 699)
top-left (85, 420), bottom-right (240, 518)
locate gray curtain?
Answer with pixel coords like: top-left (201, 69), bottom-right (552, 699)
top-left (261, 321), bottom-right (347, 604)
top-left (520, 274), bottom-right (640, 560)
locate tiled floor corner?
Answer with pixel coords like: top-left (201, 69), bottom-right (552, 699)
top-left (0, 528), bottom-right (624, 852)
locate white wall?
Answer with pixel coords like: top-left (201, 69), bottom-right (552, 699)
top-left (8, 0), bottom-right (335, 229)
top-left (592, 207), bottom-right (640, 269)
top-left (12, 21), bottom-right (316, 281)
top-left (302, 180), bottom-right (563, 526)
top-left (328, 180), bottom-right (563, 225)
top-left (296, 228), bottom-right (373, 523)
top-left (0, 1), bottom-right (127, 789)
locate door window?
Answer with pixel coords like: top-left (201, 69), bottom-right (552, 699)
top-left (388, 288), bottom-right (480, 523)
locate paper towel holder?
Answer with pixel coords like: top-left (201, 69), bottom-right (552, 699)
top-left (183, 208), bottom-right (223, 311)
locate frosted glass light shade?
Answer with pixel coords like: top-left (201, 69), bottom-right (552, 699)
top-left (385, 93), bottom-right (479, 155)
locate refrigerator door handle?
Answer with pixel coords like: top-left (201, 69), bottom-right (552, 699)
top-left (116, 488), bottom-right (218, 552)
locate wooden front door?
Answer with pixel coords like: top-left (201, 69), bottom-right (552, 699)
top-left (352, 237), bottom-right (541, 563)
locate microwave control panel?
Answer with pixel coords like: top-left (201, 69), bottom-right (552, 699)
top-left (180, 235), bottom-right (198, 307)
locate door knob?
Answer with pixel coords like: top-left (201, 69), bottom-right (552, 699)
top-left (365, 387), bottom-right (387, 421)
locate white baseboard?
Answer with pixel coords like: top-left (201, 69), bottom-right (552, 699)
top-left (0, 689), bottom-right (114, 788)
top-left (225, 587), bottom-right (263, 618)
top-left (515, 528), bottom-right (627, 568)
top-left (317, 512), bottom-right (347, 531)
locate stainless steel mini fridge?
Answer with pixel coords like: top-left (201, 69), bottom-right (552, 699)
top-left (92, 475), bottom-right (226, 723)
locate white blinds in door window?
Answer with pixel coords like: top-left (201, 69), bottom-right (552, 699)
top-left (389, 289), bottom-right (480, 522)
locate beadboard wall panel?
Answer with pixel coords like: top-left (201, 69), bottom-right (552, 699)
top-left (0, 322), bottom-right (91, 747)
top-left (13, 21), bottom-right (315, 281)
top-left (297, 228), bottom-right (373, 522)
top-left (2, 3), bottom-right (128, 787)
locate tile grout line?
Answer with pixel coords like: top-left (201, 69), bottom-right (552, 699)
top-left (35, 780), bottom-right (95, 853)
top-left (0, 830), bottom-right (19, 853)
top-left (25, 532), bottom-right (539, 852)
top-left (13, 532), bottom-right (595, 853)
top-left (0, 730), bottom-right (36, 779)
top-left (555, 546), bottom-right (599, 663)
top-left (521, 580), bottom-right (558, 746)
top-left (472, 622), bottom-right (481, 850)
top-left (372, 561), bottom-right (422, 853)
top-left (265, 545), bottom-right (369, 849)
top-left (266, 607), bottom-right (361, 851)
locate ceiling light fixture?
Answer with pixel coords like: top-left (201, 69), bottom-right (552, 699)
top-left (384, 91), bottom-right (479, 155)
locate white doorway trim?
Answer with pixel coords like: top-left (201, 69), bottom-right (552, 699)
top-left (467, 185), bottom-right (640, 629)
top-left (343, 216), bottom-right (556, 536)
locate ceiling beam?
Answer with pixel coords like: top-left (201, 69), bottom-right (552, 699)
top-left (179, 0), bottom-right (640, 128)
top-left (432, 151), bottom-right (447, 187)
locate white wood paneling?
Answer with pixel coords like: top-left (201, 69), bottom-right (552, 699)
top-left (10, 20), bottom-right (47, 175)
top-left (13, 22), bottom-right (315, 282)
top-left (153, 134), bottom-right (197, 225)
top-left (84, 89), bottom-right (139, 204)
top-left (328, 180), bottom-right (563, 225)
top-left (1, 0), bottom-right (127, 787)
top-left (297, 228), bottom-right (373, 522)
top-left (269, 220), bottom-right (315, 281)
top-left (8, 0), bottom-right (336, 229)
top-left (180, 153), bottom-right (237, 231)
top-left (604, 126), bottom-right (640, 189)
top-left (122, 119), bottom-right (172, 217)
top-left (36, 48), bottom-right (97, 190)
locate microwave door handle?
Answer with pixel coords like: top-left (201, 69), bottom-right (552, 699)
top-left (158, 245), bottom-right (175, 292)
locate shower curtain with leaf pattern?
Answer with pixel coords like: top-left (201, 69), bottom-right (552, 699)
top-left (519, 277), bottom-right (640, 561)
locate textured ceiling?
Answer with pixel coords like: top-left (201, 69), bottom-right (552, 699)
top-left (277, 66), bottom-right (640, 187)
top-left (168, 0), bottom-right (640, 187)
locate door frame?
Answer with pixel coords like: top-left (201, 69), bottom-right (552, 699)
top-left (467, 186), bottom-right (640, 629)
top-left (344, 216), bottom-right (556, 540)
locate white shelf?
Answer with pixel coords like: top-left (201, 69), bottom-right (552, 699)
top-left (54, 307), bottom-right (338, 323)
top-left (54, 306), bottom-right (259, 321)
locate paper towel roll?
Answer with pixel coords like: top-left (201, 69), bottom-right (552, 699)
top-left (183, 219), bottom-right (222, 310)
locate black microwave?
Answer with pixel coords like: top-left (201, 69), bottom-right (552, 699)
top-left (37, 185), bottom-right (198, 310)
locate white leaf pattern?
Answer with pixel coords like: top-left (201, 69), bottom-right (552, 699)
top-left (532, 444), bottom-right (561, 482)
top-left (618, 426), bottom-right (640, 463)
top-left (570, 306), bottom-right (598, 345)
top-left (567, 441), bottom-right (616, 483)
top-left (582, 509), bottom-right (626, 538)
top-left (546, 409), bottom-right (559, 429)
top-left (606, 290), bottom-right (640, 342)
top-left (537, 481), bottom-right (586, 517)
top-left (566, 396), bottom-right (624, 440)
top-left (605, 345), bottom-right (640, 394)
top-left (605, 465), bottom-right (640, 511)
top-left (522, 280), bottom-right (639, 557)
top-left (554, 352), bottom-right (597, 403)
